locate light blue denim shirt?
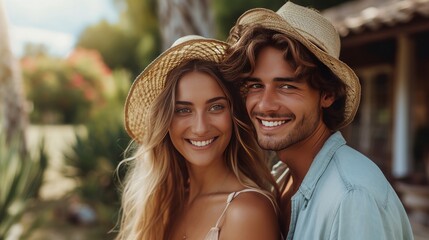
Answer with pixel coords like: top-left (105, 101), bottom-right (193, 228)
top-left (273, 131), bottom-right (414, 240)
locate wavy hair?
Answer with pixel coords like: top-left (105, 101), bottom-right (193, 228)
top-left (222, 26), bottom-right (347, 130)
top-left (116, 59), bottom-right (279, 240)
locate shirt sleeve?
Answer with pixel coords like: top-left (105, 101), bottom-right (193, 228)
top-left (329, 188), bottom-right (390, 240)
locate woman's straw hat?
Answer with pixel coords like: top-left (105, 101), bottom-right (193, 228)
top-left (230, 1), bottom-right (361, 129)
top-left (124, 35), bottom-right (228, 143)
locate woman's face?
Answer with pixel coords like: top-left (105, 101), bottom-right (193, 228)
top-left (169, 71), bottom-right (232, 169)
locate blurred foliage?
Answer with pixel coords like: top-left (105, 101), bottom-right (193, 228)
top-left (0, 130), bottom-right (47, 239)
top-left (117, 0), bottom-right (162, 69)
top-left (78, 0), bottom-right (351, 77)
top-left (119, 0), bottom-right (158, 35)
top-left (63, 69), bottom-right (131, 233)
top-left (76, 20), bottom-right (141, 76)
top-left (77, 0), bottom-right (161, 77)
top-left (22, 48), bottom-right (114, 124)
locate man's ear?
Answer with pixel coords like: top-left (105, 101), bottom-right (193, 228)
top-left (321, 92), bottom-right (335, 108)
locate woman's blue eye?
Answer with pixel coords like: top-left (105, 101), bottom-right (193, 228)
top-left (210, 104), bottom-right (224, 111)
top-left (174, 108), bottom-right (191, 114)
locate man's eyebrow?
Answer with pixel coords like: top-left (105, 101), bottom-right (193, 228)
top-left (273, 77), bottom-right (298, 82)
top-left (244, 76), bottom-right (297, 82)
top-left (244, 77), bottom-right (261, 82)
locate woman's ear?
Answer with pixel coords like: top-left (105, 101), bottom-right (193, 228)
top-left (321, 92), bottom-right (335, 108)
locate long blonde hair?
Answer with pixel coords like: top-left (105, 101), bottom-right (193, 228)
top-left (116, 59), bottom-right (279, 240)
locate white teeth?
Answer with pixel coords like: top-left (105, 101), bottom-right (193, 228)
top-left (190, 138), bottom-right (214, 147)
top-left (261, 120), bottom-right (286, 127)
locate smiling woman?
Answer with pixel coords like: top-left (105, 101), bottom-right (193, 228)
top-left (116, 35), bottom-right (281, 240)
top-left (3, 0), bottom-right (118, 57)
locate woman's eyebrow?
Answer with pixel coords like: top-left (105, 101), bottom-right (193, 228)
top-left (175, 96), bottom-right (227, 105)
top-left (175, 100), bottom-right (192, 105)
top-left (206, 96), bottom-right (227, 104)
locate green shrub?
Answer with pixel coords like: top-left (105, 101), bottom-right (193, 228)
top-left (63, 69), bottom-right (131, 234)
top-left (65, 114), bottom-right (130, 204)
top-left (0, 132), bottom-right (47, 239)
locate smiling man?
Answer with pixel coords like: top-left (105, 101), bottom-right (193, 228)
top-left (222, 1), bottom-right (414, 239)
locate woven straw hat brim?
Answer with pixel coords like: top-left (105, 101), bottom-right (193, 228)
top-left (125, 39), bottom-right (228, 143)
top-left (235, 7), bottom-right (361, 129)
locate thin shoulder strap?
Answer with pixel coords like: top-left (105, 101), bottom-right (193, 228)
top-left (232, 189), bottom-right (278, 215)
top-left (213, 188), bottom-right (277, 228)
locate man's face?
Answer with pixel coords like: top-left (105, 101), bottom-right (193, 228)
top-left (244, 46), bottom-right (328, 151)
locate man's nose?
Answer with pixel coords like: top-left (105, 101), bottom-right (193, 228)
top-left (257, 88), bottom-right (281, 112)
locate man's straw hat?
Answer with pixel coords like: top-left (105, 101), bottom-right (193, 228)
top-left (231, 1), bottom-right (361, 129)
top-left (124, 35), bottom-right (228, 143)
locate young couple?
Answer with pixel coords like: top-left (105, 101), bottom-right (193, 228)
top-left (117, 1), bottom-right (413, 239)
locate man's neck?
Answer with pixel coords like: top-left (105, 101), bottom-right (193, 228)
top-left (277, 123), bottom-right (333, 192)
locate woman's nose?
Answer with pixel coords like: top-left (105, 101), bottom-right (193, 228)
top-left (191, 112), bottom-right (209, 135)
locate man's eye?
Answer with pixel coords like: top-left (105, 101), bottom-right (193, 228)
top-left (247, 83), bottom-right (262, 89)
top-left (280, 84), bottom-right (296, 89)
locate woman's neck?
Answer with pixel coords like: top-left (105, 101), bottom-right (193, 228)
top-left (186, 161), bottom-right (246, 204)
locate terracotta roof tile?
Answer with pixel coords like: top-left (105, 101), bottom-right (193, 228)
top-left (323, 0), bottom-right (429, 36)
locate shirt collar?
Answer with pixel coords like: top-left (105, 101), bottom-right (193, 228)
top-left (297, 131), bottom-right (346, 200)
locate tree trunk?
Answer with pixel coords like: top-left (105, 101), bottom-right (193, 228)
top-left (158, 0), bottom-right (215, 50)
top-left (0, 1), bottom-right (28, 150)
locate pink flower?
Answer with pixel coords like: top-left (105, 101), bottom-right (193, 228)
top-left (71, 73), bottom-right (85, 88)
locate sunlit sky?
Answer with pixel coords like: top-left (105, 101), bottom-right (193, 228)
top-left (3, 0), bottom-right (119, 57)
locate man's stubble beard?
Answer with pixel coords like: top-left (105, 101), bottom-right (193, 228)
top-left (256, 111), bottom-right (321, 151)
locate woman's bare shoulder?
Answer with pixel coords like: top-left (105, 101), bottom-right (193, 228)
top-left (220, 191), bottom-right (280, 239)
top-left (232, 191), bottom-right (276, 213)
